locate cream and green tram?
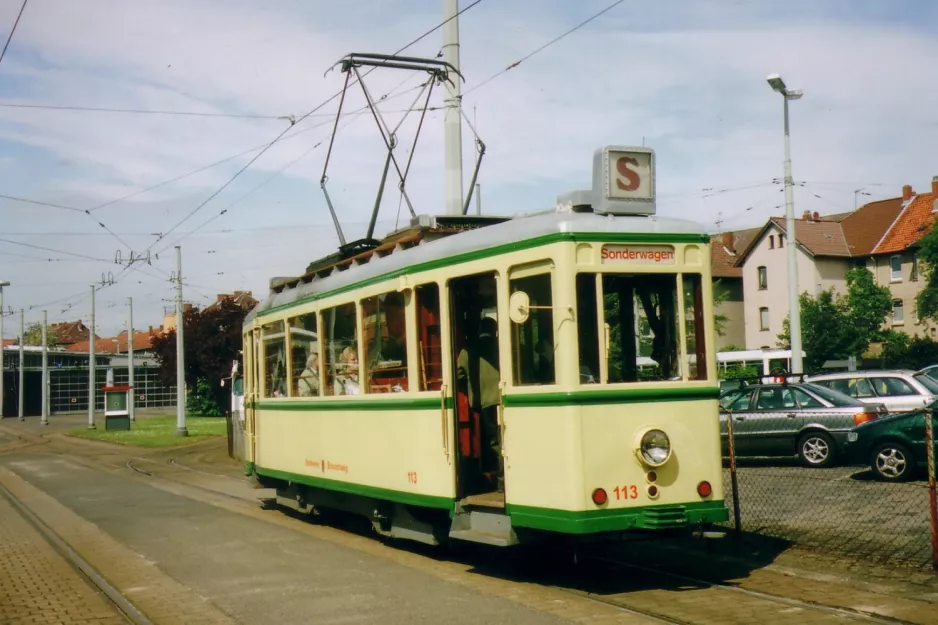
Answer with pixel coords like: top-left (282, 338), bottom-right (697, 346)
top-left (242, 146), bottom-right (729, 546)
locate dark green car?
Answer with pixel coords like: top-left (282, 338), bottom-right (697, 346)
top-left (843, 408), bottom-right (938, 481)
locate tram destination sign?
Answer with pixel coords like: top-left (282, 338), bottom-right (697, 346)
top-left (601, 245), bottom-right (675, 265)
top-left (590, 146), bottom-right (656, 216)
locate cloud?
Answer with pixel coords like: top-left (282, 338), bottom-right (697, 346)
top-left (1, 0), bottom-right (936, 333)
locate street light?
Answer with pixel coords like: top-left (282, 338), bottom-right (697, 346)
top-left (767, 73), bottom-right (804, 375)
top-left (0, 280), bottom-right (8, 418)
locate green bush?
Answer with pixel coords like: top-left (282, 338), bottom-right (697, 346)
top-left (186, 378), bottom-right (223, 417)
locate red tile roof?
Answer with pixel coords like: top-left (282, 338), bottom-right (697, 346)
top-left (66, 330), bottom-right (156, 354)
top-left (872, 190), bottom-right (938, 255)
top-left (770, 217), bottom-right (851, 256)
top-left (50, 320), bottom-right (98, 345)
top-left (842, 197), bottom-right (904, 256)
top-left (711, 228), bottom-right (760, 278)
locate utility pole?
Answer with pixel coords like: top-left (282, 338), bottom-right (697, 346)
top-left (0, 281), bottom-right (5, 418)
top-left (175, 246), bottom-right (188, 436)
top-left (442, 0), bottom-right (464, 215)
top-left (127, 297), bottom-right (135, 423)
top-left (767, 73), bottom-right (804, 375)
top-left (88, 285), bottom-right (96, 429)
top-left (41, 310), bottom-right (48, 425)
top-left (18, 309), bottom-right (24, 421)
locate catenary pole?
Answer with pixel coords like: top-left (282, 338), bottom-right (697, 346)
top-left (127, 297), bottom-right (135, 423)
top-left (175, 246), bottom-right (188, 436)
top-left (442, 0), bottom-right (464, 215)
top-left (41, 310), bottom-right (48, 425)
top-left (17, 309), bottom-right (23, 420)
top-left (88, 285), bottom-right (96, 429)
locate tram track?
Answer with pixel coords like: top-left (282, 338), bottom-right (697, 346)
top-left (1, 427), bottom-right (928, 625)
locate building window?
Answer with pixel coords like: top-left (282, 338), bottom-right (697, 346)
top-left (892, 299), bottom-right (904, 324)
top-left (759, 307), bottom-right (770, 331)
top-left (757, 266), bottom-right (767, 290)
top-left (779, 234), bottom-right (785, 247)
top-left (890, 255), bottom-right (902, 281)
top-left (854, 258), bottom-right (867, 269)
top-left (768, 235), bottom-right (774, 249)
top-left (911, 253), bottom-right (919, 281)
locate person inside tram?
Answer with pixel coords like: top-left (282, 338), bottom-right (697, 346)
top-left (457, 315), bottom-right (502, 491)
top-left (297, 350), bottom-right (320, 397)
top-left (336, 345), bottom-right (360, 395)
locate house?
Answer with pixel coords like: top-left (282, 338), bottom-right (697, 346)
top-left (204, 291), bottom-right (258, 312)
top-left (868, 178), bottom-right (938, 337)
top-left (49, 320), bottom-right (98, 346)
top-left (732, 197), bottom-right (903, 348)
top-left (66, 329), bottom-right (158, 356)
top-left (710, 228), bottom-right (760, 350)
top-left (162, 303), bottom-right (197, 334)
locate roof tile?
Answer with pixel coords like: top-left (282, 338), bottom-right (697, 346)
top-left (872, 191), bottom-right (938, 255)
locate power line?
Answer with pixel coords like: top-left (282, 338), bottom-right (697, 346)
top-left (0, 193), bottom-right (84, 212)
top-left (0, 101), bottom-right (294, 120)
top-left (464, 0), bottom-right (623, 95)
top-left (0, 237), bottom-right (113, 263)
top-left (0, 0), bottom-right (27, 69)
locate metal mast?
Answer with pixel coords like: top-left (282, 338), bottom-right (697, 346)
top-left (442, 0), bottom-right (464, 215)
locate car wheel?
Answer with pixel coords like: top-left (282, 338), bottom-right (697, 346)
top-left (871, 442), bottom-right (914, 482)
top-left (797, 431), bottom-right (836, 468)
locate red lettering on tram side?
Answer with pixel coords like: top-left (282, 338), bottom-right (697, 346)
top-left (616, 156), bottom-right (641, 191)
top-left (613, 485), bottom-right (639, 500)
top-left (600, 247), bottom-right (675, 263)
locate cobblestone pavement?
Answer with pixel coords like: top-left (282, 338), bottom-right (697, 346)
top-left (0, 488), bottom-right (126, 625)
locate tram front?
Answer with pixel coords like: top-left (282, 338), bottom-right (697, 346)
top-left (499, 146), bottom-right (729, 539)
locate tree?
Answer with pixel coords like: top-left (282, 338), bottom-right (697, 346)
top-left (916, 224), bottom-right (938, 323)
top-left (712, 279), bottom-right (732, 337)
top-left (777, 289), bottom-right (853, 372)
top-left (151, 299), bottom-right (247, 415)
top-left (843, 267), bottom-right (892, 356)
top-left (22, 322), bottom-right (60, 346)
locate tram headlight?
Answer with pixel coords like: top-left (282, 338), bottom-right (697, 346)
top-left (637, 429), bottom-right (672, 467)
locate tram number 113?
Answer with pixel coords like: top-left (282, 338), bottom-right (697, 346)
top-left (407, 471), bottom-right (418, 484)
top-left (614, 485), bottom-right (638, 500)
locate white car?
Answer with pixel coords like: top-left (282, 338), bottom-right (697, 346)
top-left (804, 370), bottom-right (938, 413)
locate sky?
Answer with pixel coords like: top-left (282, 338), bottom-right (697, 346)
top-left (1, 0), bottom-right (937, 337)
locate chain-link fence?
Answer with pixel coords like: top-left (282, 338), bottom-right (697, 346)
top-left (719, 383), bottom-right (938, 569)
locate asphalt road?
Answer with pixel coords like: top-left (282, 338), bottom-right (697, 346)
top-left (721, 460), bottom-right (935, 567)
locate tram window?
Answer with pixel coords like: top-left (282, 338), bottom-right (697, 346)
top-left (361, 291), bottom-right (409, 393)
top-left (509, 273), bottom-right (555, 385)
top-left (288, 313), bottom-right (320, 397)
top-left (416, 283), bottom-right (443, 391)
top-left (322, 303), bottom-right (359, 396)
top-left (575, 274), bottom-right (600, 384)
top-left (576, 274), bottom-right (680, 383)
top-left (683, 274), bottom-right (708, 380)
top-left (262, 320), bottom-right (287, 398)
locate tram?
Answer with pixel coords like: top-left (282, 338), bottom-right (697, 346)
top-left (242, 146), bottom-right (729, 546)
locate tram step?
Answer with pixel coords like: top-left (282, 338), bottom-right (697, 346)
top-left (448, 529), bottom-right (515, 547)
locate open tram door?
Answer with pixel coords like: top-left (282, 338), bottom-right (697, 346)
top-left (448, 272), bottom-right (503, 500)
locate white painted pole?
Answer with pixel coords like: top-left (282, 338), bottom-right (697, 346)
top-left (41, 310), bottom-right (48, 425)
top-left (442, 0), bottom-right (464, 215)
top-left (18, 309), bottom-right (24, 421)
top-left (127, 297), bottom-right (135, 423)
top-left (0, 285), bottom-right (4, 418)
top-left (175, 246), bottom-right (188, 436)
top-left (88, 285), bottom-right (96, 429)
top-left (782, 95), bottom-right (803, 374)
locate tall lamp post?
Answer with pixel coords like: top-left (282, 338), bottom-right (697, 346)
top-left (767, 73), bottom-right (804, 375)
top-left (0, 280), bottom-right (8, 418)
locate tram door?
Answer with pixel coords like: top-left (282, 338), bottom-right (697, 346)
top-left (449, 272), bottom-right (502, 497)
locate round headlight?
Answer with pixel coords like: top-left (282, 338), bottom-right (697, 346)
top-left (639, 429), bottom-right (672, 466)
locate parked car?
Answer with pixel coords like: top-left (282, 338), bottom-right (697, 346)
top-left (843, 408), bottom-right (938, 481)
top-left (719, 382), bottom-right (885, 468)
top-left (804, 370), bottom-right (938, 413)
top-left (918, 364), bottom-right (938, 382)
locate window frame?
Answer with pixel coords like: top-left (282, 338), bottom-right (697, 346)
top-left (890, 254), bottom-right (902, 281)
top-left (757, 266), bottom-right (767, 290)
top-left (759, 307), bottom-right (770, 331)
top-left (508, 261), bottom-right (557, 388)
top-left (892, 299), bottom-right (904, 324)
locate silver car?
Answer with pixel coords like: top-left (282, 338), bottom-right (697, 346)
top-left (805, 370), bottom-right (938, 413)
top-left (719, 382), bottom-right (884, 468)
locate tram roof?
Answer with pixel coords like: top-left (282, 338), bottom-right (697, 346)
top-left (246, 209), bottom-right (708, 323)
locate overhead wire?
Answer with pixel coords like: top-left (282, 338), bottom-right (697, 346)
top-left (0, 102), bottom-right (293, 119)
top-left (464, 0), bottom-right (623, 95)
top-left (0, 0), bottom-right (27, 69)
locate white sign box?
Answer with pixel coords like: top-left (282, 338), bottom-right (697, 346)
top-left (590, 146), bottom-right (656, 215)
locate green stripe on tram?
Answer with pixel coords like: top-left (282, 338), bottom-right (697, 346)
top-left (506, 500), bottom-right (729, 534)
top-left (502, 386), bottom-right (720, 407)
top-left (248, 397), bottom-right (450, 411)
top-left (256, 231), bottom-right (711, 319)
top-left (253, 466), bottom-right (455, 510)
